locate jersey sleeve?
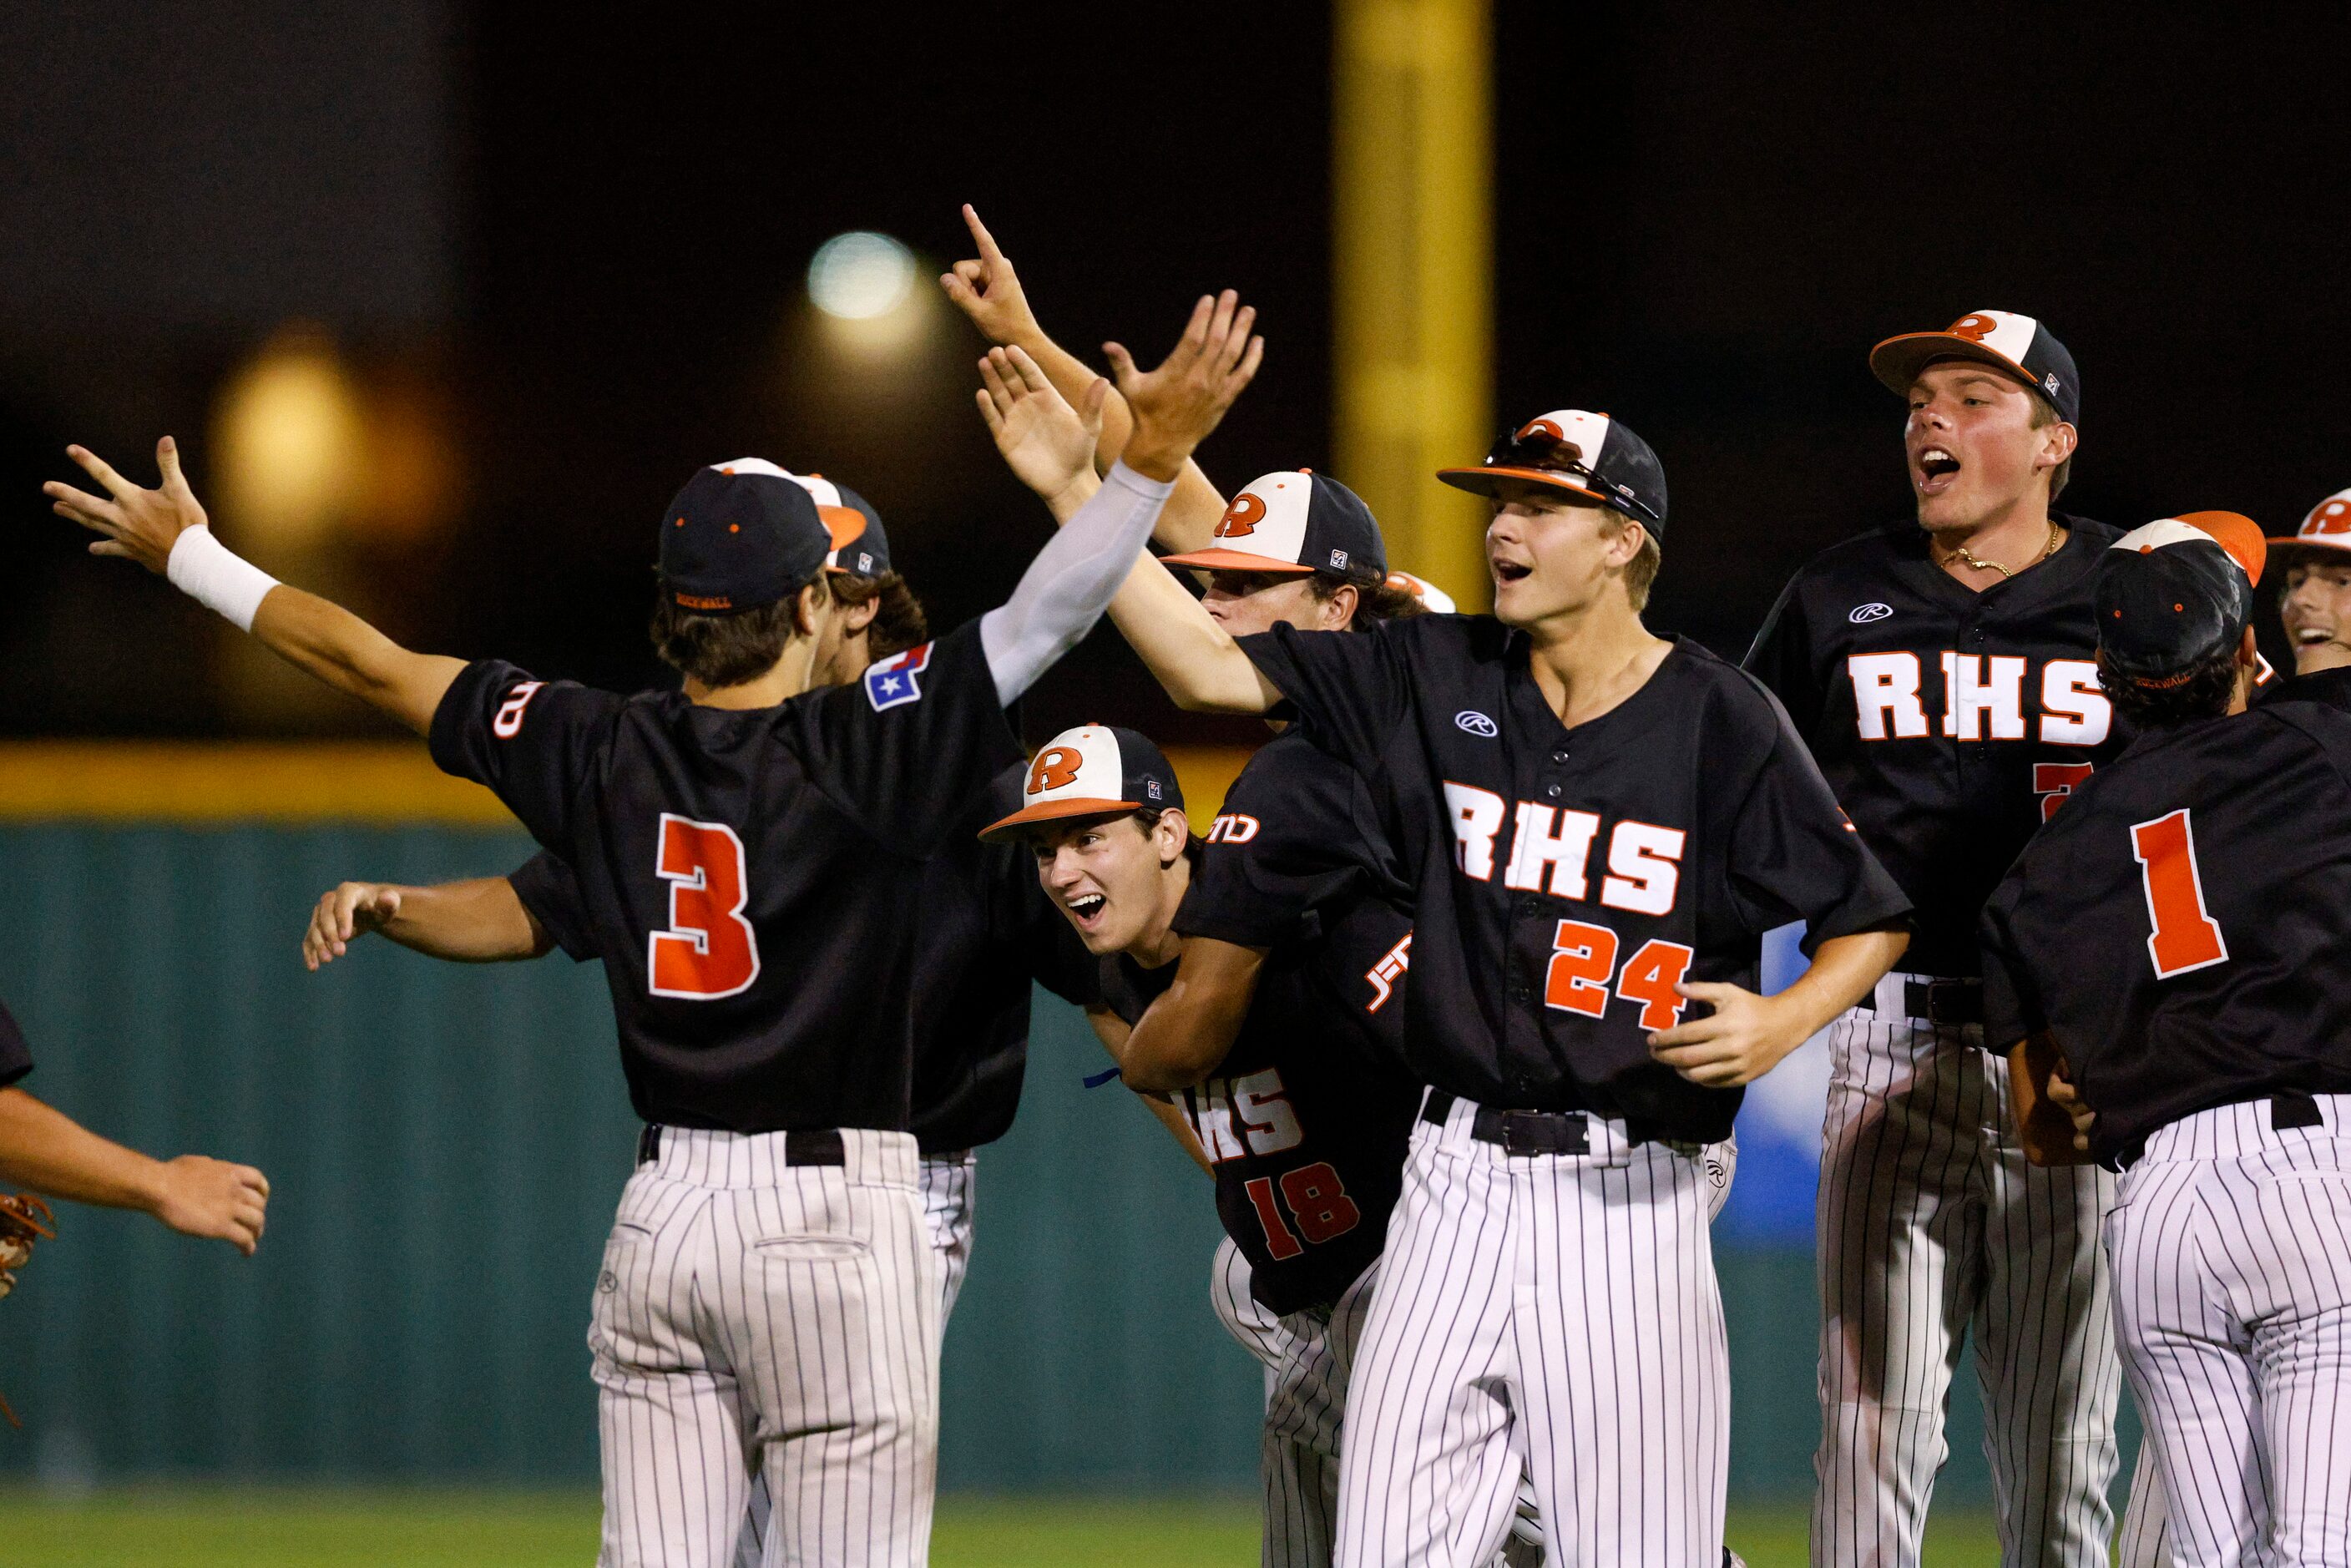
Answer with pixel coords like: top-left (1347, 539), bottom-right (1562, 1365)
top-left (1722, 686), bottom-right (1913, 953)
top-left (1977, 874), bottom-right (2044, 1053)
top-left (507, 852), bottom-right (596, 964)
top-left (1174, 744), bottom-right (1367, 949)
top-left (1742, 574), bottom-right (1823, 736)
top-left (797, 620), bottom-right (1024, 851)
top-left (428, 660), bottom-right (622, 859)
top-left (0, 998), bottom-right (33, 1089)
top-left (1235, 620), bottom-right (1413, 776)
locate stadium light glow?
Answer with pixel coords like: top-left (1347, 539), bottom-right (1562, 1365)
top-left (807, 231), bottom-right (917, 321)
top-left (210, 326), bottom-right (362, 555)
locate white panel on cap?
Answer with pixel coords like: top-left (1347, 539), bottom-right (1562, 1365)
top-left (781, 471), bottom-right (846, 508)
top-left (710, 457), bottom-right (793, 481)
top-left (2302, 488), bottom-right (2351, 539)
top-left (2111, 518), bottom-right (2219, 555)
top-left (1211, 473), bottom-right (1316, 565)
top-left (1950, 311), bottom-right (2040, 370)
top-left (1026, 724), bottom-right (1129, 807)
top-left (1516, 410), bottom-right (1613, 468)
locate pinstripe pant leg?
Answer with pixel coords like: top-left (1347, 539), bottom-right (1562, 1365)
top-left (1212, 1234), bottom-right (1296, 1388)
top-left (2109, 1160), bottom-right (2266, 1568)
top-left (1335, 1122), bottom-right (1521, 1568)
top-left (2115, 1444), bottom-right (2173, 1568)
top-left (1974, 1046), bottom-right (2121, 1568)
top-left (592, 1173), bottom-right (754, 1568)
top-left (1519, 1141), bottom-right (1727, 1568)
top-left (1813, 1009), bottom-right (1988, 1568)
top-left (725, 1156), bottom-right (939, 1567)
top-left (1262, 1263), bottom-right (1376, 1568)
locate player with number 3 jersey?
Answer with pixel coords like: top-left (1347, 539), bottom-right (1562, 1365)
top-left (45, 293), bottom-right (1262, 1568)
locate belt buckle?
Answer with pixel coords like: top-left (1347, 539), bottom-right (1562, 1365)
top-left (1499, 1110), bottom-right (1586, 1158)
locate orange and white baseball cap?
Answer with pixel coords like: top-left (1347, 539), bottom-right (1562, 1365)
top-left (1868, 311), bottom-right (2081, 427)
top-left (1160, 471), bottom-right (1389, 585)
top-left (2265, 488), bottom-right (2351, 564)
top-left (979, 725), bottom-right (1186, 842)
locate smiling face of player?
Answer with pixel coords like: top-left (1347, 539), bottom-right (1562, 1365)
top-left (1484, 483), bottom-right (1649, 634)
top-left (1198, 570), bottom-right (1357, 637)
top-left (1904, 361), bottom-right (2075, 539)
top-left (1028, 809), bottom-right (1192, 959)
top-left (2281, 559), bottom-right (2351, 674)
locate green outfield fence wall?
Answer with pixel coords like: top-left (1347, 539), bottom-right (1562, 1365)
top-left (0, 823), bottom-right (1985, 1502)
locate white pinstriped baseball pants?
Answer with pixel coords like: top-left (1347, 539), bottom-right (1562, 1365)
top-left (1334, 1095), bottom-right (1732, 1568)
top-left (2108, 1095), bottom-right (2351, 1568)
top-left (591, 1126), bottom-right (941, 1568)
top-left (1813, 988), bottom-right (2156, 1568)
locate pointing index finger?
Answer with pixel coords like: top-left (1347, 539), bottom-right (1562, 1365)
top-left (963, 204), bottom-right (1005, 265)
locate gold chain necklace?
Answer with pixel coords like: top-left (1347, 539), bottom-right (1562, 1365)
top-left (1943, 521), bottom-right (2063, 580)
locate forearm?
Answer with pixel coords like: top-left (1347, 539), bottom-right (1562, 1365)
top-left (0, 1089), bottom-right (164, 1214)
top-left (980, 462), bottom-right (1176, 703)
top-left (1777, 927), bottom-right (1909, 1037)
top-left (379, 879), bottom-right (551, 963)
top-left (1107, 553), bottom-right (1281, 713)
top-left (249, 588), bottom-right (466, 736)
top-left (1121, 939), bottom-right (1259, 1092)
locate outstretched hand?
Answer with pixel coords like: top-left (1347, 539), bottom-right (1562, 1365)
top-left (975, 346), bottom-right (1107, 509)
top-left (44, 438), bottom-right (208, 574)
top-left (939, 205), bottom-right (1041, 346)
top-left (1647, 981), bottom-right (1812, 1088)
top-left (304, 883), bottom-right (405, 972)
top-left (1104, 291), bottom-right (1262, 482)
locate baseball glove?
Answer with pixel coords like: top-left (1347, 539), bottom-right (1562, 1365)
top-left (0, 1191), bottom-right (56, 1428)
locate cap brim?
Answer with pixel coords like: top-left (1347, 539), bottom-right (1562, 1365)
top-left (1435, 467), bottom-right (1616, 508)
top-left (2264, 534), bottom-right (2351, 559)
top-left (978, 797), bottom-right (1140, 844)
top-left (1159, 548), bottom-right (1316, 575)
top-left (1868, 334), bottom-right (2047, 405)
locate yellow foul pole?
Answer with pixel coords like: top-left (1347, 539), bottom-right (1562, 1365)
top-left (1332, 0), bottom-right (1494, 609)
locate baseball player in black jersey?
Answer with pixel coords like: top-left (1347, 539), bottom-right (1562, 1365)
top-left (2267, 487), bottom-right (2351, 706)
top-left (48, 294), bottom-right (1261, 1567)
top-left (1098, 407), bottom-right (1912, 1566)
top-left (1981, 511), bottom-right (2351, 1568)
top-left (0, 996), bottom-right (270, 1260)
top-left (1742, 311), bottom-right (2164, 1568)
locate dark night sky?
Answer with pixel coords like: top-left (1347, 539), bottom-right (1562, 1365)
top-left (3, 3), bottom-right (2347, 738)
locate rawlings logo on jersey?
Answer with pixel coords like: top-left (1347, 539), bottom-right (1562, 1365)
top-left (864, 642), bottom-right (933, 711)
top-left (1454, 710), bottom-right (1499, 737)
top-left (1848, 602), bottom-right (1893, 625)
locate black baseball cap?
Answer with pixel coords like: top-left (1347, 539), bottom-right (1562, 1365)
top-left (2096, 512), bottom-right (2267, 686)
top-left (659, 458), bottom-right (860, 615)
top-left (776, 471), bottom-right (892, 578)
top-left (980, 724), bottom-right (1185, 842)
top-left (1870, 311), bottom-right (2081, 428)
top-left (1437, 409), bottom-right (1670, 540)
top-left (1160, 470), bottom-right (1388, 586)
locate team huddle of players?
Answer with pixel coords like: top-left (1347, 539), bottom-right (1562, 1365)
top-left (33, 202), bottom-right (2351, 1568)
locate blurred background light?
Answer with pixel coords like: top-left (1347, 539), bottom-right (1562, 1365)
top-left (807, 230), bottom-right (918, 320)
top-left (209, 323), bottom-right (362, 556)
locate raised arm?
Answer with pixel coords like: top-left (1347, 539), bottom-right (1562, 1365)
top-left (975, 292), bottom-right (1265, 706)
top-left (302, 878), bottom-right (552, 972)
top-left (1118, 937), bottom-right (1263, 1092)
top-left (941, 204), bottom-right (1230, 553)
top-left (0, 1087), bottom-right (269, 1255)
top-left (47, 438), bottom-right (464, 735)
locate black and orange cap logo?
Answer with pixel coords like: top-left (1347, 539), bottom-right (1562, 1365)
top-left (1213, 491), bottom-right (1267, 539)
top-left (1027, 746), bottom-right (1084, 796)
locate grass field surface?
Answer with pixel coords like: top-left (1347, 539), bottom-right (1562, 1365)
top-left (0, 1490), bottom-right (2012, 1565)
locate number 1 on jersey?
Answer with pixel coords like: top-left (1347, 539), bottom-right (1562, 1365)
top-left (649, 814), bottom-right (761, 999)
top-left (2130, 808), bottom-right (2227, 979)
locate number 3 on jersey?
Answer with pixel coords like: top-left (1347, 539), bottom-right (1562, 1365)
top-left (2130, 808), bottom-right (2227, 979)
top-left (649, 814), bottom-right (761, 999)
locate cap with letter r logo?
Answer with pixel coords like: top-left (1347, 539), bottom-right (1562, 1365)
top-left (1455, 710), bottom-right (1499, 737)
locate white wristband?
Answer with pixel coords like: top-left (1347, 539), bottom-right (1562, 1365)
top-left (165, 525), bottom-right (280, 632)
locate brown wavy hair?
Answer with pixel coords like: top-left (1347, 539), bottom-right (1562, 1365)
top-left (829, 571), bottom-right (930, 660)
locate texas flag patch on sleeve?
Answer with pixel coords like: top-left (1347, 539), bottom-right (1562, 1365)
top-left (864, 642), bottom-right (933, 711)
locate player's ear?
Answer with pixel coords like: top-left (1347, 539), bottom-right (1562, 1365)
top-left (2037, 419), bottom-right (2078, 471)
top-left (1157, 807), bottom-right (1191, 865)
top-left (1323, 583), bottom-right (1358, 631)
top-left (791, 577), bottom-right (829, 640)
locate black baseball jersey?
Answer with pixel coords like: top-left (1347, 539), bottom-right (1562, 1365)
top-left (508, 761), bottom-right (1094, 1155)
top-left (1981, 697), bottom-right (2351, 1167)
top-left (429, 621), bottom-right (1023, 1134)
top-left (0, 998), bottom-right (32, 1090)
top-left (1745, 517), bottom-right (2128, 976)
top-left (2260, 664), bottom-right (2351, 712)
top-left (1095, 744), bottom-right (1422, 1316)
top-left (1241, 617), bottom-right (1910, 1143)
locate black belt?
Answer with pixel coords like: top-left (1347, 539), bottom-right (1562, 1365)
top-left (1421, 1090), bottom-right (1668, 1156)
top-left (2115, 1090), bottom-right (2327, 1171)
top-left (637, 1125), bottom-right (847, 1166)
top-left (1859, 978), bottom-right (1983, 1026)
